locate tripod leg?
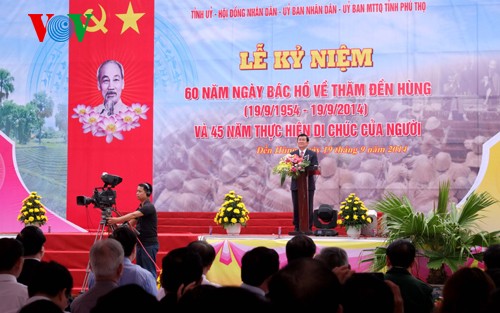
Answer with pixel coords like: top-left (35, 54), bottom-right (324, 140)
top-left (79, 219), bottom-right (109, 294)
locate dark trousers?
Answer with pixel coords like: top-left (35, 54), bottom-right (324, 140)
top-left (137, 242), bottom-right (159, 279)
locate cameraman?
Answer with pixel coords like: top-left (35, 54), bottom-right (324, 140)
top-left (107, 182), bottom-right (159, 279)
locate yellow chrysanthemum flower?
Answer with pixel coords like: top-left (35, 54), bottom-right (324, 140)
top-left (214, 191), bottom-right (250, 228)
top-left (337, 193), bottom-right (373, 230)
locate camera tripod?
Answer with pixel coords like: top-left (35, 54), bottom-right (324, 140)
top-left (80, 207), bottom-right (118, 294)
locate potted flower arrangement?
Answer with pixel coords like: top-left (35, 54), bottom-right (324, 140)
top-left (337, 193), bottom-right (373, 238)
top-left (214, 190), bottom-right (250, 235)
top-left (272, 153), bottom-right (311, 186)
top-left (18, 191), bottom-right (48, 226)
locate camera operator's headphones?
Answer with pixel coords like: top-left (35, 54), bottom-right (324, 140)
top-left (140, 182), bottom-right (152, 197)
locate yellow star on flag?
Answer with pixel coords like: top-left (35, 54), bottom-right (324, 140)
top-left (116, 2), bottom-right (145, 34)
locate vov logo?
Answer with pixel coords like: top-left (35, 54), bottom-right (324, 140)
top-left (28, 13), bottom-right (92, 42)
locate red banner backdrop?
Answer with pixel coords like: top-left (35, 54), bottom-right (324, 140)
top-left (67, 0), bottom-right (154, 229)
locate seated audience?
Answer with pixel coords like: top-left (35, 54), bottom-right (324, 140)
top-left (23, 260), bottom-right (73, 312)
top-left (187, 239), bottom-right (221, 287)
top-left (70, 239), bottom-right (124, 313)
top-left (384, 239), bottom-right (434, 313)
top-left (88, 226), bottom-right (157, 296)
top-left (178, 286), bottom-right (271, 310)
top-left (0, 238), bottom-right (28, 313)
top-left (19, 299), bottom-right (63, 313)
top-left (341, 272), bottom-right (395, 313)
top-left (314, 246), bottom-right (350, 270)
top-left (487, 287), bottom-right (500, 313)
top-left (16, 225), bottom-right (46, 287)
top-left (267, 258), bottom-right (341, 311)
top-left (484, 243), bottom-right (500, 287)
top-left (439, 267), bottom-right (495, 313)
top-left (285, 234), bottom-right (317, 262)
top-left (90, 284), bottom-right (160, 313)
top-left (159, 247), bottom-right (203, 310)
top-left (240, 246), bottom-right (280, 299)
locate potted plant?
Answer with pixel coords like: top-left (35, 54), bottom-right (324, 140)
top-left (336, 193), bottom-right (373, 239)
top-left (214, 190), bottom-right (250, 235)
top-left (18, 191), bottom-right (48, 227)
top-left (364, 181), bottom-right (500, 284)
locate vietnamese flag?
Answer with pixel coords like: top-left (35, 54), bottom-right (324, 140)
top-left (67, 0), bottom-right (154, 230)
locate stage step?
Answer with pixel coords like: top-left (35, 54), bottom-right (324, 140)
top-left (157, 212), bottom-right (294, 233)
top-left (156, 212), bottom-right (347, 235)
top-left (43, 233), bottom-right (200, 295)
top-left (158, 225), bottom-right (294, 235)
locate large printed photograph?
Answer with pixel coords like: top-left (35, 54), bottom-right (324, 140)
top-left (152, 1), bottom-right (500, 214)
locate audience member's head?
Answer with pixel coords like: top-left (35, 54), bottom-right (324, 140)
top-left (28, 261), bottom-right (73, 310)
top-left (267, 258), bottom-right (341, 311)
top-left (19, 299), bottom-right (63, 313)
top-left (0, 237), bottom-right (24, 276)
top-left (341, 273), bottom-right (394, 313)
top-left (187, 240), bottom-right (217, 273)
top-left (91, 284), bottom-right (160, 313)
top-left (110, 226), bottom-right (137, 258)
top-left (161, 246), bottom-right (203, 294)
top-left (484, 244), bottom-right (500, 287)
top-left (241, 246), bottom-right (280, 292)
top-left (285, 234), bottom-right (317, 262)
top-left (176, 284), bottom-right (218, 309)
top-left (440, 267), bottom-right (495, 313)
top-left (386, 238), bottom-right (415, 268)
top-left (314, 246), bottom-right (349, 270)
top-left (90, 238), bottom-right (124, 281)
top-left (16, 225), bottom-right (46, 257)
top-left (484, 244), bottom-right (500, 270)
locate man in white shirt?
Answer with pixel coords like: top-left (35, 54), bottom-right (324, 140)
top-left (0, 238), bottom-right (29, 313)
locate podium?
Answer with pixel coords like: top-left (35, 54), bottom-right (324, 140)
top-left (291, 166), bottom-right (321, 235)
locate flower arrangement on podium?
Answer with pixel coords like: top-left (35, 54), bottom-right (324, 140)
top-left (18, 191), bottom-right (48, 226)
top-left (337, 193), bottom-right (372, 231)
top-left (272, 153), bottom-right (311, 186)
top-left (214, 190), bottom-right (250, 230)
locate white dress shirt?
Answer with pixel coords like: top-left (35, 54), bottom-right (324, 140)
top-left (0, 274), bottom-right (29, 313)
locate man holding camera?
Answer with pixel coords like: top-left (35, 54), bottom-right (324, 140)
top-left (107, 182), bottom-right (158, 279)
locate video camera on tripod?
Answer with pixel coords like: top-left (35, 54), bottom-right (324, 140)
top-left (76, 172), bottom-right (124, 294)
top-left (76, 172), bottom-right (123, 210)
